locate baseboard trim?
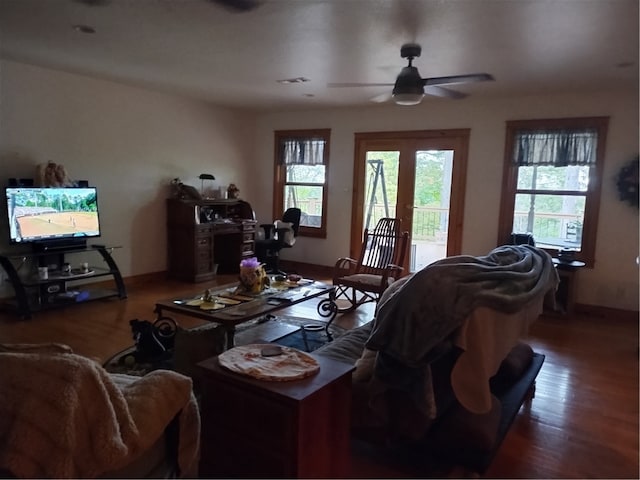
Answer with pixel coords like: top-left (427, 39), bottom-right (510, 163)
top-left (279, 260), bottom-right (334, 278)
top-left (574, 303), bottom-right (639, 322)
top-left (76, 270), bottom-right (167, 290)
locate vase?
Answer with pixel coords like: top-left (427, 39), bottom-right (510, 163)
top-left (239, 265), bottom-right (267, 293)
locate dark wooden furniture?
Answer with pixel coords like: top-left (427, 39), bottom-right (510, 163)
top-left (325, 217), bottom-right (409, 314)
top-left (154, 280), bottom-right (334, 347)
top-left (552, 257), bottom-right (586, 314)
top-left (0, 245), bottom-right (126, 319)
top-left (166, 198), bottom-right (256, 281)
top-left (197, 354), bottom-right (355, 478)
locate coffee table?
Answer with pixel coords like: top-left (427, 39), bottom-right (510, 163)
top-left (154, 280), bottom-right (335, 348)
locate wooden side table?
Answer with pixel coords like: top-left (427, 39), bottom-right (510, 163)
top-left (552, 258), bottom-right (586, 314)
top-left (197, 354), bottom-right (355, 478)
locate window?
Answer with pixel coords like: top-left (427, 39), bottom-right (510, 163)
top-left (498, 117), bottom-right (608, 267)
top-left (273, 129), bottom-right (330, 238)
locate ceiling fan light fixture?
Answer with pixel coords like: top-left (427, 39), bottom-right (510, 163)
top-left (392, 93), bottom-right (424, 106)
top-left (392, 65), bottom-right (425, 105)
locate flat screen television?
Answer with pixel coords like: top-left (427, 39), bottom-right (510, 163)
top-left (5, 186), bottom-right (101, 249)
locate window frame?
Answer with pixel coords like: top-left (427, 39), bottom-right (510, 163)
top-left (273, 129), bottom-right (330, 238)
top-left (497, 117), bottom-right (609, 267)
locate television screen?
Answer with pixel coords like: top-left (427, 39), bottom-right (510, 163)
top-left (6, 187), bottom-right (101, 244)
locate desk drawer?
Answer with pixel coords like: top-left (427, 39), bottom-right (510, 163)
top-left (242, 232), bottom-right (255, 242)
top-left (196, 236), bottom-right (212, 248)
top-left (196, 261), bottom-right (213, 274)
top-left (213, 225), bottom-right (240, 235)
top-left (197, 225), bottom-right (213, 235)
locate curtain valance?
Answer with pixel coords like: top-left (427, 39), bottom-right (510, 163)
top-left (513, 128), bottom-right (597, 166)
top-left (280, 139), bottom-right (325, 165)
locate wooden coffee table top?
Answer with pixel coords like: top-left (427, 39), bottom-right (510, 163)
top-left (154, 280), bottom-right (333, 327)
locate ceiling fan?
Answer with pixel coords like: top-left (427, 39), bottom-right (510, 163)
top-left (329, 43), bottom-right (495, 106)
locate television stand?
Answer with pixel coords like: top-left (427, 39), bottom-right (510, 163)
top-left (32, 237), bottom-right (88, 253)
top-left (0, 245), bottom-right (127, 319)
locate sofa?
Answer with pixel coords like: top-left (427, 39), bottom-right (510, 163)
top-left (314, 244), bottom-right (558, 473)
top-left (0, 343), bottom-right (200, 479)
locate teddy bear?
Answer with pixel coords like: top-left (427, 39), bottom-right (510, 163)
top-left (36, 161), bottom-right (73, 187)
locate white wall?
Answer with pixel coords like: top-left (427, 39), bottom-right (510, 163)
top-left (0, 60), bottom-right (255, 282)
top-left (1, 60), bottom-right (637, 311)
top-left (250, 90), bottom-right (639, 311)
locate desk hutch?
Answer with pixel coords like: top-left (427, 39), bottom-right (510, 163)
top-left (166, 198), bottom-right (256, 282)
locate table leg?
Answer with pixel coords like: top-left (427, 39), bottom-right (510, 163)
top-left (316, 288), bottom-right (338, 340)
top-left (224, 325), bottom-right (236, 349)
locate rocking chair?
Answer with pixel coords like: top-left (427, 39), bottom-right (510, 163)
top-left (317, 217), bottom-right (409, 320)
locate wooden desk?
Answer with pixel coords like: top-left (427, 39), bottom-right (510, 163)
top-left (197, 354), bottom-right (354, 478)
top-left (167, 198), bottom-right (256, 282)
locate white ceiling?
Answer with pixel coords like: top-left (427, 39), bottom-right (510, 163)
top-left (0, 0), bottom-right (638, 111)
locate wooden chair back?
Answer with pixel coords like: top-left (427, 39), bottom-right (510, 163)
top-left (356, 217), bottom-right (408, 275)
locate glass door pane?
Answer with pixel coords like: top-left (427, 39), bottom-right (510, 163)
top-left (410, 150), bottom-right (453, 271)
top-left (363, 151), bottom-right (399, 235)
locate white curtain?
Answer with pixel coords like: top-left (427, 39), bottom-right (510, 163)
top-left (281, 139), bottom-right (325, 165)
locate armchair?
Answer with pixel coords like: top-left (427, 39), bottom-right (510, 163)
top-left (255, 207), bottom-right (301, 274)
top-left (0, 343), bottom-right (200, 479)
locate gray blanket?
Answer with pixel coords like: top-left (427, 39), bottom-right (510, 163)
top-left (367, 245), bottom-right (559, 367)
top-left (360, 245), bottom-right (558, 437)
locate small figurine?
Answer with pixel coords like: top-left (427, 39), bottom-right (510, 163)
top-left (170, 178), bottom-right (183, 198)
top-left (36, 161), bottom-right (73, 187)
top-left (227, 183), bottom-right (240, 199)
top-left (170, 177), bottom-right (202, 200)
top-left (203, 289), bottom-right (213, 302)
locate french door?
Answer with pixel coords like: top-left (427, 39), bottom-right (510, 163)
top-left (352, 130), bottom-right (470, 273)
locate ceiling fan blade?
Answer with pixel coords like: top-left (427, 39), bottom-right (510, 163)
top-left (328, 82), bottom-right (395, 88)
top-left (423, 73), bottom-right (494, 87)
top-left (370, 92), bottom-right (392, 103)
top-left (424, 86), bottom-right (467, 99)
top-left (207, 0), bottom-right (262, 12)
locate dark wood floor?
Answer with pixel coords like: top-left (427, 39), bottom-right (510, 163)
top-left (0, 272), bottom-right (637, 478)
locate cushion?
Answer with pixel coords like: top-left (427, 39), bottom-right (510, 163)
top-left (314, 321), bottom-right (373, 367)
top-left (495, 342), bottom-right (534, 383)
top-left (274, 220), bottom-right (295, 246)
top-left (353, 348), bottom-right (376, 383)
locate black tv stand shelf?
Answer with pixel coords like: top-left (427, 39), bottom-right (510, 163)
top-left (0, 245), bottom-right (127, 319)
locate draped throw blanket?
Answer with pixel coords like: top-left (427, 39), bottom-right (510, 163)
top-left (0, 346), bottom-right (200, 479)
top-left (368, 245), bottom-right (558, 365)
top-left (364, 245), bottom-right (559, 436)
